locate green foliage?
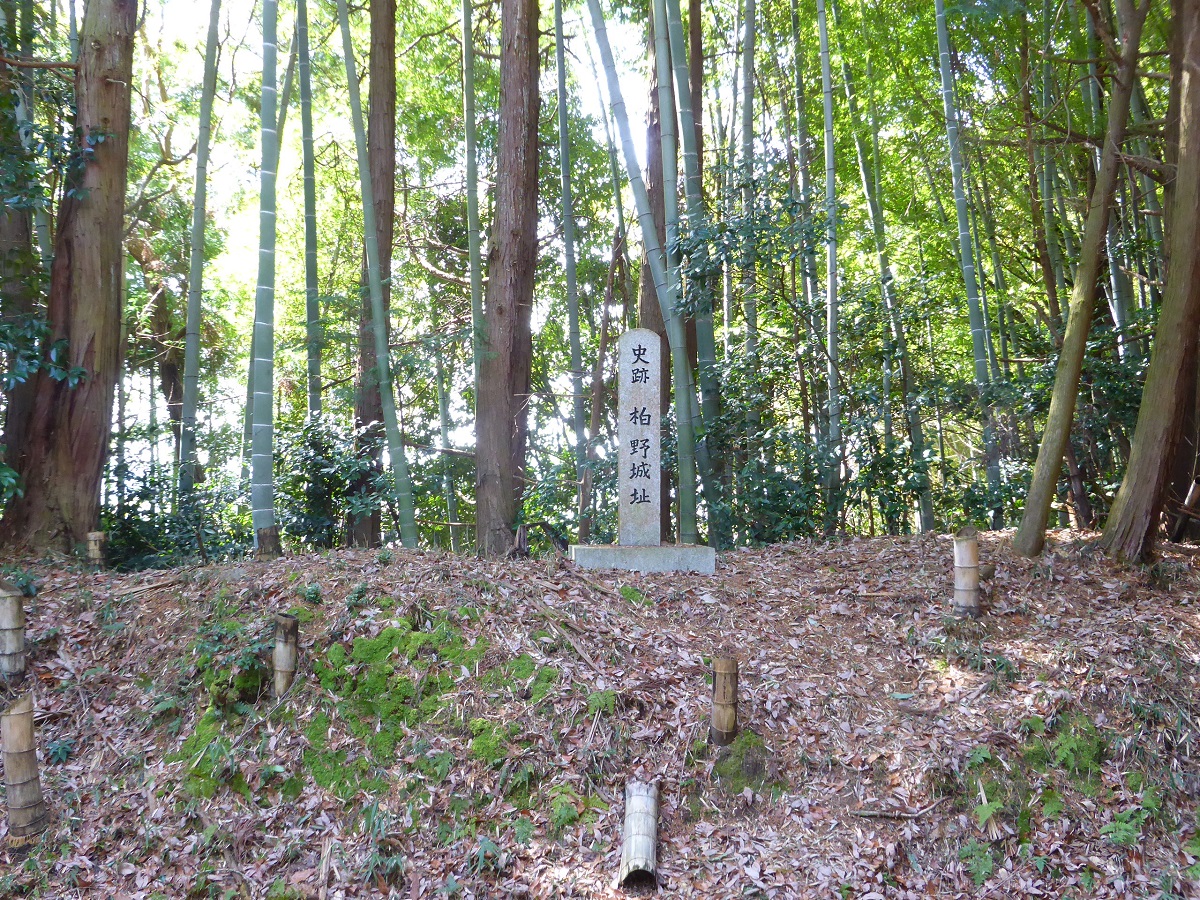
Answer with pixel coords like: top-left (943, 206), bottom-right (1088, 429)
top-left (1100, 787), bottom-right (1161, 847)
top-left (959, 839), bottom-right (996, 885)
top-left (191, 615), bottom-right (271, 713)
top-left (618, 585), bottom-right (649, 606)
top-left (46, 739), bottom-right (74, 765)
top-left (586, 689), bottom-right (617, 717)
top-left (276, 415), bottom-right (383, 549)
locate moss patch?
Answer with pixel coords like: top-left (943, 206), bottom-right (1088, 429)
top-left (302, 616), bottom-right (487, 798)
top-left (713, 731), bottom-right (785, 793)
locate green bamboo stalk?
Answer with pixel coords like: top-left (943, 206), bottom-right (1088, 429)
top-left (664, 0), bottom-right (718, 430)
top-left (935, 0), bottom-right (1002, 526)
top-left (337, 0), bottom-right (419, 548)
top-left (650, 0), bottom-right (697, 543)
top-left (555, 0), bottom-right (586, 533)
top-left (586, 0), bottom-right (700, 544)
top-left (739, 0), bottom-right (759, 442)
top-left (250, 0), bottom-right (282, 555)
top-left (179, 0), bottom-right (222, 496)
top-left (723, 0), bottom-right (741, 360)
top-left (242, 20), bottom-right (301, 478)
top-left (830, 0), bottom-right (933, 531)
top-left (462, 0), bottom-right (484, 423)
top-left (816, 0), bottom-right (841, 527)
top-left (433, 325), bottom-right (461, 552)
top-left (665, 0), bottom-right (728, 547)
top-left (789, 0), bottom-right (820, 320)
top-left (299, 0), bottom-right (321, 416)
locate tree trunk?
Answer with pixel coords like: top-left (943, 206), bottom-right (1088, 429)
top-left (475, 0), bottom-right (539, 557)
top-left (1013, 0), bottom-right (1149, 557)
top-left (0, 0), bottom-right (136, 551)
top-left (1100, 0), bottom-right (1200, 561)
top-left (339, 0), bottom-right (418, 548)
top-left (638, 16), bottom-right (673, 542)
top-left (578, 230), bottom-right (620, 544)
top-left (348, 0), bottom-right (396, 548)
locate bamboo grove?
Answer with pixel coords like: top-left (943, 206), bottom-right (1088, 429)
top-left (0, 0), bottom-right (1194, 564)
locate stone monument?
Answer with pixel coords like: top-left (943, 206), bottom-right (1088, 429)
top-left (569, 328), bottom-right (716, 574)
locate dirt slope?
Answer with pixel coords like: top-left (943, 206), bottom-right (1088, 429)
top-left (0, 531), bottom-right (1198, 898)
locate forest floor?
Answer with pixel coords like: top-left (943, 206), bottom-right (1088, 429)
top-left (0, 531), bottom-right (1199, 898)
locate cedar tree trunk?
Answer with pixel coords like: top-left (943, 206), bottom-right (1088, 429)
top-left (349, 0), bottom-right (395, 547)
top-left (0, 0), bottom-right (136, 551)
top-left (475, 0), bottom-right (538, 557)
top-left (1099, 0), bottom-right (1200, 561)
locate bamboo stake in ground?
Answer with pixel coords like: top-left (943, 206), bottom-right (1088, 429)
top-left (711, 657), bottom-right (738, 746)
top-left (2, 694), bottom-right (49, 843)
top-left (618, 781), bottom-right (658, 888)
top-left (273, 612), bottom-right (299, 697)
top-left (953, 526), bottom-right (981, 618)
top-left (86, 531), bottom-right (106, 567)
top-left (0, 580), bottom-right (25, 677)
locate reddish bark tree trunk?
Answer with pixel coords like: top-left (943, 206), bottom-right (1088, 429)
top-left (1100, 0), bottom-right (1200, 560)
top-left (475, 0), bottom-right (538, 557)
top-left (638, 21), bottom-right (673, 542)
top-left (349, 0), bottom-right (395, 547)
top-left (0, 0), bottom-right (136, 551)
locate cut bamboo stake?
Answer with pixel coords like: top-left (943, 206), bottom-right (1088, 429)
top-left (273, 612), bottom-right (299, 697)
top-left (0, 580), bottom-right (25, 677)
top-left (2, 694), bottom-right (49, 844)
top-left (953, 526), bottom-right (981, 618)
top-left (1170, 478), bottom-right (1200, 543)
top-left (711, 657), bottom-right (738, 746)
top-left (86, 531), bottom-right (106, 567)
top-left (619, 781), bottom-right (658, 888)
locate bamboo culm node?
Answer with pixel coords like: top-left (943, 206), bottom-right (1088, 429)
top-left (0, 580), bottom-right (26, 677)
top-left (2, 694), bottom-right (49, 844)
top-left (618, 780), bottom-right (658, 888)
top-left (273, 612), bottom-right (299, 698)
top-left (711, 657), bottom-right (738, 746)
top-left (953, 526), bottom-right (981, 618)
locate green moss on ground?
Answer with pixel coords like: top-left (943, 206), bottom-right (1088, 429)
top-left (713, 731), bottom-right (786, 794)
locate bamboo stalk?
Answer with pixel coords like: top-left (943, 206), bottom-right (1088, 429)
top-left (273, 613), bottom-right (299, 698)
top-left (619, 781), bottom-right (658, 888)
top-left (711, 657), bottom-right (738, 746)
top-left (953, 526), bottom-right (981, 618)
top-left (0, 581), bottom-right (25, 677)
top-left (86, 531), bottom-right (106, 567)
top-left (1170, 478), bottom-right (1200, 543)
top-left (2, 694), bottom-right (48, 842)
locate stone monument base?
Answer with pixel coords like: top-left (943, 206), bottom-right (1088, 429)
top-left (568, 544), bottom-right (716, 575)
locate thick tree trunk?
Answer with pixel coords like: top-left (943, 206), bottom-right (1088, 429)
top-left (475, 0), bottom-right (538, 558)
top-left (0, 0), bottom-right (135, 551)
top-left (638, 20), bottom-right (672, 542)
top-left (1, 11), bottom-right (38, 473)
top-left (1100, 0), bottom-right (1200, 561)
top-left (349, 0), bottom-right (395, 548)
top-left (1013, 0), bottom-right (1149, 557)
